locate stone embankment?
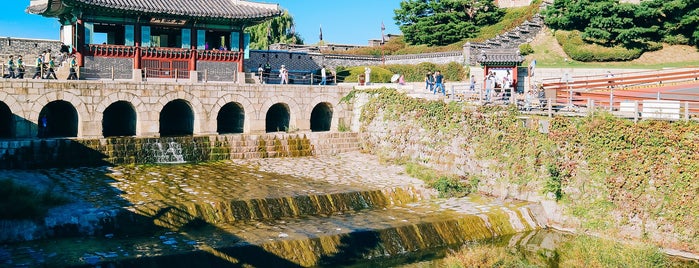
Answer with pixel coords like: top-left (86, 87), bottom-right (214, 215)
top-left (0, 151), bottom-right (547, 267)
top-left (352, 88), bottom-right (699, 260)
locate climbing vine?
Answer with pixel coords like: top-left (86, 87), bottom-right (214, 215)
top-left (348, 88), bottom-right (699, 251)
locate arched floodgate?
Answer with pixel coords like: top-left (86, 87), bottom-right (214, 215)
top-left (0, 102), bottom-right (13, 138)
top-left (160, 99), bottom-right (194, 136)
top-left (310, 102), bottom-right (333, 132)
top-left (38, 100), bottom-right (78, 138)
top-left (103, 101), bottom-right (137, 137)
top-left (217, 102), bottom-right (244, 134)
top-left (266, 103), bottom-right (290, 133)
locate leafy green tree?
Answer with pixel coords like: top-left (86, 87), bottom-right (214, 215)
top-left (246, 11), bottom-right (303, 50)
top-left (393, 0), bottom-right (502, 46)
top-left (544, 0), bottom-right (698, 48)
top-left (542, 0), bottom-right (594, 31)
top-left (582, 2), bottom-right (637, 46)
top-left (650, 0), bottom-right (699, 45)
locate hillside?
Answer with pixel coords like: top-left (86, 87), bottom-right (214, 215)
top-left (527, 28), bottom-right (699, 68)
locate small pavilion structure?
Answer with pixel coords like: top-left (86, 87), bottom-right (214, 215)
top-left (477, 49), bottom-right (525, 96)
top-left (27, 0), bottom-right (281, 82)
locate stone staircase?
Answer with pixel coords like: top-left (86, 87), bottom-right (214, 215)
top-left (306, 131), bottom-right (361, 155)
top-left (244, 72), bottom-right (260, 84)
top-left (464, 12), bottom-right (546, 65)
top-left (211, 131), bottom-right (361, 160)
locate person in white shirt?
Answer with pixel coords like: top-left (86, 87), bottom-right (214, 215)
top-left (319, 65), bottom-right (327, 85)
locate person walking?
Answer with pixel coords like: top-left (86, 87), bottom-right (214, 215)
top-left (469, 75), bottom-right (476, 91)
top-left (16, 55), bottom-right (25, 79)
top-left (6, 55), bottom-right (16, 79)
top-left (434, 70), bottom-right (445, 95)
top-left (257, 64), bottom-right (264, 84)
top-left (263, 61), bottom-right (271, 84)
top-left (43, 49), bottom-right (52, 68)
top-left (67, 55), bottom-right (78, 80)
top-left (279, 65), bottom-right (288, 84)
top-left (32, 54), bottom-right (43, 79)
top-left (425, 72), bottom-right (434, 92)
top-left (45, 57), bottom-right (57, 79)
top-left (485, 71), bottom-right (495, 102)
top-left (319, 65), bottom-right (327, 85)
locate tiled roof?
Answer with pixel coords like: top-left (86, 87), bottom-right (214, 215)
top-left (476, 50), bottom-right (524, 65)
top-left (29, 0), bottom-right (281, 20)
top-left (26, 3), bottom-right (49, 14)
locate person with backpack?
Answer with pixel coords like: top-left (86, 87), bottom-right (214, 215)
top-left (45, 57), bottom-right (57, 79)
top-left (32, 54), bottom-right (43, 79)
top-left (5, 55), bottom-right (16, 78)
top-left (16, 55), bottom-right (25, 79)
top-left (67, 55), bottom-right (78, 80)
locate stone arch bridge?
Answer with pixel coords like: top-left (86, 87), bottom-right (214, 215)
top-left (0, 80), bottom-right (355, 139)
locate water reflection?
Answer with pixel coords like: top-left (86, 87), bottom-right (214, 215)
top-left (2, 157), bottom-right (696, 267)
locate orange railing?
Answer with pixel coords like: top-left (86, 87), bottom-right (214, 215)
top-left (86, 44), bottom-right (136, 57)
top-left (197, 50), bottom-right (242, 61)
top-left (541, 68), bottom-right (699, 93)
top-left (85, 44), bottom-right (241, 62)
top-left (141, 47), bottom-right (191, 60)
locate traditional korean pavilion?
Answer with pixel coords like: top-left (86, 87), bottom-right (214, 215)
top-left (477, 49), bottom-right (525, 93)
top-left (27, 0), bottom-right (281, 81)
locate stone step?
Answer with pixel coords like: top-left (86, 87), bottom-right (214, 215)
top-left (2, 194), bottom-right (545, 267)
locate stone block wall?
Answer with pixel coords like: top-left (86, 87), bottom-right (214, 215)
top-left (245, 50), bottom-right (323, 73)
top-left (83, 56), bottom-right (133, 80)
top-left (246, 50), bottom-right (465, 73)
top-left (197, 61), bottom-right (237, 82)
top-left (0, 37), bottom-right (61, 60)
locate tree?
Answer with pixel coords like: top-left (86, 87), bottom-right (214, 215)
top-left (544, 0), bottom-right (698, 48)
top-left (582, 2), bottom-right (637, 46)
top-left (246, 11), bottom-right (303, 50)
top-left (650, 0), bottom-right (699, 45)
top-left (393, 0), bottom-right (502, 47)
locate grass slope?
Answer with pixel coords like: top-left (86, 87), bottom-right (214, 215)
top-left (527, 28), bottom-right (699, 68)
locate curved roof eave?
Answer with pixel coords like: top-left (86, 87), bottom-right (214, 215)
top-left (69, 0), bottom-right (282, 21)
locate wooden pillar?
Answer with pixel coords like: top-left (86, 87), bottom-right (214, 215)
top-left (134, 23), bottom-right (142, 69)
top-left (238, 31), bottom-right (244, 72)
top-left (75, 20), bottom-right (85, 66)
top-left (189, 46), bottom-right (197, 71)
top-left (190, 29), bottom-right (198, 71)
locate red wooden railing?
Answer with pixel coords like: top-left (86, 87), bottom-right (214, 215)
top-left (86, 44), bottom-right (136, 57)
top-left (197, 50), bottom-right (242, 61)
top-left (85, 44), bottom-right (241, 62)
top-left (83, 44), bottom-right (242, 78)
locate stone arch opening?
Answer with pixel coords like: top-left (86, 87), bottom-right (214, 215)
top-left (160, 99), bottom-right (194, 136)
top-left (0, 102), bottom-right (13, 138)
top-left (310, 102), bottom-right (333, 132)
top-left (38, 100), bottom-right (78, 138)
top-left (103, 101), bottom-right (137, 137)
top-left (265, 103), bottom-right (290, 132)
top-left (217, 102), bottom-right (245, 134)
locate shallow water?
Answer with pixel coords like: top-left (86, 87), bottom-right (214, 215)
top-left (1, 155), bottom-right (696, 267)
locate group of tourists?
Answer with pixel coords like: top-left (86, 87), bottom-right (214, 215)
top-left (424, 70), bottom-right (446, 95)
top-left (483, 70), bottom-right (513, 102)
top-left (3, 55), bottom-right (25, 79)
top-left (257, 62), bottom-right (290, 84)
top-left (256, 62), bottom-right (330, 86)
top-left (4, 48), bottom-right (79, 80)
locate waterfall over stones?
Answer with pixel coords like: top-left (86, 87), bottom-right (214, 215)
top-left (0, 149), bottom-right (548, 267)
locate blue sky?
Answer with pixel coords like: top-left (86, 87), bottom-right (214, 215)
top-left (0, 0), bottom-right (403, 46)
